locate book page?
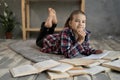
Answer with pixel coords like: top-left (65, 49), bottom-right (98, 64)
top-left (10, 64), bottom-right (38, 77)
top-left (108, 59), bottom-right (120, 67)
top-left (87, 59), bottom-right (108, 67)
top-left (33, 59), bottom-right (60, 72)
top-left (67, 69), bottom-right (87, 76)
top-left (102, 51), bottom-right (120, 60)
top-left (102, 59), bottom-right (120, 71)
top-left (48, 63), bottom-right (73, 73)
top-left (67, 66), bottom-right (110, 76)
top-left (82, 51), bottom-right (110, 59)
top-left (85, 66), bottom-right (110, 75)
top-left (59, 58), bottom-right (97, 66)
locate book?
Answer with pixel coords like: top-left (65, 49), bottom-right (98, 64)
top-left (59, 58), bottom-right (98, 67)
top-left (84, 66), bottom-right (110, 75)
top-left (102, 59), bottom-right (120, 71)
top-left (67, 66), bottom-right (110, 76)
top-left (10, 59), bottom-right (60, 77)
top-left (47, 71), bottom-right (70, 80)
top-left (86, 59), bottom-right (109, 67)
top-left (67, 69), bottom-right (87, 76)
top-left (82, 51), bottom-right (110, 59)
top-left (48, 63), bottom-right (73, 73)
top-left (102, 51), bottom-right (120, 60)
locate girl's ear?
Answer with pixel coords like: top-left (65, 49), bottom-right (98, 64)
top-left (69, 20), bottom-right (72, 27)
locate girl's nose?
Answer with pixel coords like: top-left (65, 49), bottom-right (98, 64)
top-left (79, 21), bottom-right (82, 24)
top-left (78, 21), bottom-right (82, 26)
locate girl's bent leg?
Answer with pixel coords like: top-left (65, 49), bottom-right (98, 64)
top-left (49, 23), bottom-right (57, 34)
top-left (36, 22), bottom-right (50, 47)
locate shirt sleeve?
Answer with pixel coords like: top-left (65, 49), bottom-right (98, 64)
top-left (81, 41), bottom-right (96, 56)
top-left (81, 32), bottom-right (96, 56)
top-left (60, 29), bottom-right (84, 58)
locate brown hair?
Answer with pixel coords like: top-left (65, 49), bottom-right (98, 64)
top-left (64, 10), bottom-right (86, 27)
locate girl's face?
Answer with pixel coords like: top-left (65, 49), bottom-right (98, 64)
top-left (69, 14), bottom-right (86, 33)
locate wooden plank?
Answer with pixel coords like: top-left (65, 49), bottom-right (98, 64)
top-left (25, 27), bottom-right (63, 32)
top-left (103, 39), bottom-right (120, 50)
top-left (90, 39), bottom-right (113, 50)
top-left (26, 0), bottom-right (30, 38)
top-left (21, 0), bottom-right (27, 40)
top-left (81, 0), bottom-right (85, 12)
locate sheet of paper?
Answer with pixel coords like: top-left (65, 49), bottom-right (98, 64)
top-left (82, 51), bottom-right (110, 59)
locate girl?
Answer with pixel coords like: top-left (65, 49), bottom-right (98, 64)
top-left (36, 8), bottom-right (102, 58)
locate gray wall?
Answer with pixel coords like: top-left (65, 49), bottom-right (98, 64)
top-left (86, 0), bottom-right (120, 38)
top-left (0, 0), bottom-right (120, 39)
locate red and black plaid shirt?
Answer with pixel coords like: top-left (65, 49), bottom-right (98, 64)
top-left (40, 27), bottom-right (95, 58)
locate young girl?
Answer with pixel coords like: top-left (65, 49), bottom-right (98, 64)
top-left (36, 8), bottom-right (103, 58)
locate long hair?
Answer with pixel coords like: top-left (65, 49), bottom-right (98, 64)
top-left (64, 10), bottom-right (86, 27)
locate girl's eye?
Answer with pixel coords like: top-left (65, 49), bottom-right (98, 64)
top-left (75, 19), bottom-right (86, 23)
top-left (82, 20), bottom-right (85, 23)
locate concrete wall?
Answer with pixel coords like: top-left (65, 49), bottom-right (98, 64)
top-left (0, 0), bottom-right (120, 39)
top-left (86, 0), bottom-right (120, 38)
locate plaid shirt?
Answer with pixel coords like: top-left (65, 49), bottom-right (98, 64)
top-left (40, 27), bottom-right (95, 58)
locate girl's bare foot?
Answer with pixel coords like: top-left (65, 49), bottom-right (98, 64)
top-left (45, 8), bottom-right (53, 28)
top-left (51, 8), bottom-right (58, 24)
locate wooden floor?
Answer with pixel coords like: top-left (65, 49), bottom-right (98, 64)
top-left (0, 38), bottom-right (120, 80)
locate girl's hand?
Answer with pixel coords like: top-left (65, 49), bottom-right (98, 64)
top-left (95, 50), bottom-right (103, 54)
top-left (77, 29), bottom-right (86, 44)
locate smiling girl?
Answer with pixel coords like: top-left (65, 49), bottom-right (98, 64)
top-left (36, 8), bottom-right (103, 58)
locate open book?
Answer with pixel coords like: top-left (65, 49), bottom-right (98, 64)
top-left (48, 63), bottom-right (73, 73)
top-left (59, 58), bottom-right (98, 67)
top-left (10, 59), bottom-right (60, 77)
top-left (102, 59), bottom-right (120, 71)
top-left (67, 66), bottom-right (110, 76)
top-left (102, 51), bottom-right (120, 60)
top-left (82, 51), bottom-right (110, 59)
